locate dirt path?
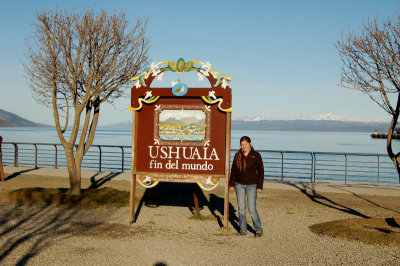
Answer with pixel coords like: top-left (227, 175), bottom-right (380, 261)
top-left (1, 173), bottom-right (400, 265)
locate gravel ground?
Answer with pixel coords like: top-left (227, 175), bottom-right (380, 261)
top-left (1, 172), bottom-right (400, 265)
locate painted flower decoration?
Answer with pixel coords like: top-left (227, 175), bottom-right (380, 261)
top-left (144, 91), bottom-right (153, 99)
top-left (221, 79), bottom-right (228, 89)
top-left (168, 58), bottom-right (195, 73)
top-left (202, 62), bottom-right (212, 70)
top-left (197, 72), bottom-right (204, 81)
top-left (131, 58), bottom-right (232, 89)
top-left (208, 90), bottom-right (217, 100)
top-left (150, 62), bottom-right (158, 69)
top-left (199, 69), bottom-right (209, 77)
top-left (156, 72), bottom-right (164, 81)
top-left (152, 68), bottom-right (161, 77)
top-left (135, 79), bottom-right (141, 88)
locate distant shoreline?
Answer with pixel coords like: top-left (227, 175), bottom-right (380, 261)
top-left (0, 108), bottom-right (391, 132)
top-left (98, 119), bottom-right (390, 133)
top-left (0, 119), bottom-right (391, 133)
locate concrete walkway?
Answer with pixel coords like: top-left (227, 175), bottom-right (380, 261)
top-left (3, 166), bottom-right (400, 196)
top-left (2, 166), bottom-right (400, 265)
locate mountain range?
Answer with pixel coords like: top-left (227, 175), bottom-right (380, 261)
top-left (103, 115), bottom-right (390, 132)
top-left (164, 116), bottom-right (205, 125)
top-left (0, 108), bottom-right (391, 132)
top-left (0, 108), bottom-right (48, 127)
top-left (230, 119), bottom-right (389, 132)
top-left (231, 113), bottom-right (387, 123)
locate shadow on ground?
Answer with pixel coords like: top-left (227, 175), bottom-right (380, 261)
top-left (310, 216), bottom-right (400, 246)
top-left (327, 184), bottom-right (400, 215)
top-left (0, 203), bottom-right (78, 265)
top-left (284, 182), bottom-right (370, 218)
top-left (4, 168), bottom-right (37, 182)
top-left (134, 182), bottom-right (242, 231)
top-left (0, 202), bottom-right (121, 265)
top-left (88, 172), bottom-right (123, 189)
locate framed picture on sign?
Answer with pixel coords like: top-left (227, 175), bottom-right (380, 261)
top-left (155, 105), bottom-right (210, 146)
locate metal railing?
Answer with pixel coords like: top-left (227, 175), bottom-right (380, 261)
top-left (1, 142), bottom-right (131, 173)
top-left (1, 142), bottom-right (399, 186)
top-left (256, 150), bottom-right (399, 186)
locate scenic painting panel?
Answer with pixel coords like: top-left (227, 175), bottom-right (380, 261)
top-left (158, 109), bottom-right (206, 141)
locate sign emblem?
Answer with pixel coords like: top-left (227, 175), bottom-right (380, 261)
top-left (172, 80), bottom-right (188, 96)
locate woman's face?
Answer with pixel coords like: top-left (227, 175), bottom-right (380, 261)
top-left (240, 140), bottom-right (251, 153)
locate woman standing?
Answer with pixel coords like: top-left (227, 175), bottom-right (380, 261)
top-left (229, 136), bottom-right (264, 237)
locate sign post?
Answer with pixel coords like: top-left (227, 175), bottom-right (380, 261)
top-left (129, 58), bottom-right (232, 228)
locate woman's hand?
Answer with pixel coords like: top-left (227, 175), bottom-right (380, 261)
top-left (229, 186), bottom-right (234, 191)
top-left (257, 188), bottom-right (262, 193)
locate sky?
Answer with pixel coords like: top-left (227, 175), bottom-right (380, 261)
top-left (0, 0), bottom-right (399, 126)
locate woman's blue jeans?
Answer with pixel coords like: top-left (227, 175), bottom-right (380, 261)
top-left (234, 182), bottom-right (263, 233)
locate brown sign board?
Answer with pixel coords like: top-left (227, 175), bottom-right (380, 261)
top-left (129, 58), bottom-right (232, 227)
top-left (136, 97), bottom-right (226, 175)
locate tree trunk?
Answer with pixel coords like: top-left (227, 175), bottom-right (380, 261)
top-left (65, 145), bottom-right (82, 195)
top-left (386, 94), bottom-right (400, 179)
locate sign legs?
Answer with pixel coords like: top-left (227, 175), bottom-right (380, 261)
top-left (130, 111), bottom-right (138, 224)
top-left (223, 112), bottom-right (232, 229)
top-left (129, 173), bottom-right (136, 224)
top-left (192, 183), bottom-right (200, 213)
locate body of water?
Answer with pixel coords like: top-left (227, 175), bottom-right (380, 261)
top-left (1, 127), bottom-right (399, 185)
top-left (0, 127), bottom-right (399, 154)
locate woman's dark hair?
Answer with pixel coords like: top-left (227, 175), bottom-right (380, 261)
top-left (235, 136), bottom-right (254, 172)
top-left (240, 136), bottom-right (251, 143)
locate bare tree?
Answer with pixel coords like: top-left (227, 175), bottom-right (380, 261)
top-left (24, 9), bottom-right (150, 194)
top-left (336, 16), bottom-right (400, 177)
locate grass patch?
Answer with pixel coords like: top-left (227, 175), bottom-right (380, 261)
top-left (190, 212), bottom-right (217, 221)
top-left (218, 226), bottom-right (233, 233)
top-left (6, 187), bottom-right (130, 208)
top-left (310, 217), bottom-right (400, 246)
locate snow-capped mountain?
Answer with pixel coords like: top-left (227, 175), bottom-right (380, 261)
top-left (180, 116), bottom-right (203, 125)
top-left (232, 113), bottom-right (388, 123)
top-left (102, 113), bottom-right (389, 132)
top-left (164, 117), bottom-right (182, 124)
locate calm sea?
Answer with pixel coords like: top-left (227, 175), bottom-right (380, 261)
top-left (0, 127), bottom-right (399, 154)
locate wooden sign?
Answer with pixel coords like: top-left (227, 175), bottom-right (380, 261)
top-left (129, 58), bottom-right (232, 227)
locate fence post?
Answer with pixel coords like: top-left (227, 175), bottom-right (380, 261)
top-left (13, 143), bottom-right (18, 167)
top-left (344, 154), bottom-right (348, 184)
top-left (309, 152), bottom-right (313, 182)
top-left (313, 153), bottom-right (317, 183)
top-left (120, 146), bottom-right (124, 172)
top-left (377, 155), bottom-right (380, 186)
top-left (98, 146), bottom-right (102, 172)
top-left (280, 152), bottom-right (284, 181)
top-left (54, 144), bottom-right (58, 169)
top-left (0, 136), bottom-right (4, 182)
top-left (34, 144), bottom-right (38, 168)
